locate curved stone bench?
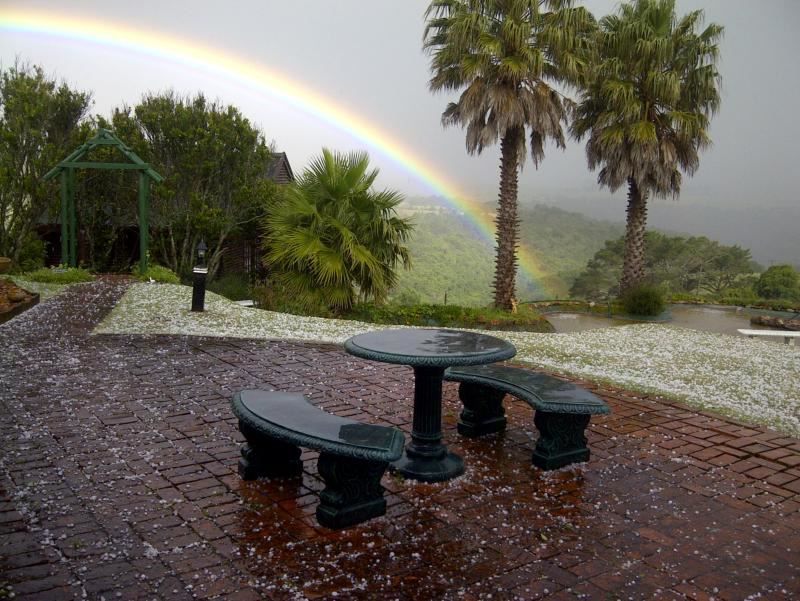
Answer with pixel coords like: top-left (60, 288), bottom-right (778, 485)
top-left (444, 365), bottom-right (610, 470)
top-left (231, 390), bottom-right (405, 529)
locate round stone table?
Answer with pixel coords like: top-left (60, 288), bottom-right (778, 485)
top-left (344, 328), bottom-right (516, 482)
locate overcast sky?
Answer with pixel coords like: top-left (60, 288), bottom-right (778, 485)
top-left (2, 0), bottom-right (799, 211)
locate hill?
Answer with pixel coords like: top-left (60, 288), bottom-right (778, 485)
top-left (392, 204), bottom-right (623, 306)
top-left (537, 196), bottom-right (800, 269)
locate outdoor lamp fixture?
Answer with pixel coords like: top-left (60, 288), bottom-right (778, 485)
top-left (191, 239), bottom-right (208, 312)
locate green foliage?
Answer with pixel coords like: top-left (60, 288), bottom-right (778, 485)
top-left (620, 284), bottom-right (666, 316)
top-left (13, 233), bottom-right (46, 273)
top-left (391, 211), bottom-right (493, 307)
top-left (392, 205), bottom-right (623, 306)
top-left (517, 206), bottom-right (624, 298)
top-left (23, 266), bottom-right (94, 284)
top-left (208, 273), bottom-right (251, 301)
top-left (251, 279), bottom-right (334, 318)
top-left (0, 62), bottom-right (91, 264)
top-left (134, 264), bottom-right (180, 284)
top-left (109, 91), bottom-right (276, 278)
top-left (72, 120), bottom-right (139, 272)
top-left (570, 232), bottom-right (759, 300)
top-left (720, 285), bottom-right (760, 305)
top-left (263, 149), bottom-right (413, 312)
top-left (572, 0), bottom-right (723, 291)
top-left (423, 0), bottom-right (596, 309)
top-left (346, 303), bottom-right (553, 332)
top-left (755, 265), bottom-right (800, 300)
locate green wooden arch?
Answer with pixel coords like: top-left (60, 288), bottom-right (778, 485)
top-left (43, 128), bottom-right (164, 272)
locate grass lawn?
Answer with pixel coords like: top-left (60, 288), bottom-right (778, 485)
top-left (95, 282), bottom-right (800, 437)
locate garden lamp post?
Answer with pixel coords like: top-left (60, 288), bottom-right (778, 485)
top-left (191, 239), bottom-right (208, 313)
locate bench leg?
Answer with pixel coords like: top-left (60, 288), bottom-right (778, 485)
top-left (237, 421), bottom-right (302, 480)
top-left (316, 453), bottom-right (389, 529)
top-left (457, 383), bottom-right (507, 437)
top-left (531, 412), bottom-right (591, 470)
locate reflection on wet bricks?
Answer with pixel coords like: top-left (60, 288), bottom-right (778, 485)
top-left (0, 277), bottom-right (798, 599)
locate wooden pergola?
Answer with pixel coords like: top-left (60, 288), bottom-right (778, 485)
top-left (43, 128), bottom-right (163, 272)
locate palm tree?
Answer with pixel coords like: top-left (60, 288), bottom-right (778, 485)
top-left (571, 0), bottom-right (723, 293)
top-left (424, 0), bottom-right (594, 310)
top-left (263, 149), bottom-right (413, 312)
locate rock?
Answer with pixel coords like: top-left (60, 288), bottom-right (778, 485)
top-left (750, 315), bottom-right (800, 331)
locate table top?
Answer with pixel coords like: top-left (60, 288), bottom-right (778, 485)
top-left (344, 328), bottom-right (516, 368)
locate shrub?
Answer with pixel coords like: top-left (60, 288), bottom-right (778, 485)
top-left (721, 286), bottom-right (760, 305)
top-left (251, 280), bottom-right (334, 318)
top-left (208, 273), bottom-right (251, 301)
top-left (22, 266), bottom-right (95, 284)
top-left (345, 302), bottom-right (553, 332)
top-left (755, 265), bottom-right (800, 300)
top-left (135, 264), bottom-right (180, 284)
top-left (621, 284), bottom-right (666, 316)
top-left (14, 234), bottom-right (46, 273)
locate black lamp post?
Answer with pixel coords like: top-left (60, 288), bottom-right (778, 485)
top-left (191, 239), bottom-right (208, 312)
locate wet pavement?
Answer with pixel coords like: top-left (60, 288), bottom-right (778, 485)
top-left (1, 278), bottom-right (799, 600)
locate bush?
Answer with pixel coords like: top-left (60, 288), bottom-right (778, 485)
top-left (135, 264), bottom-right (180, 284)
top-left (252, 280), bottom-right (335, 318)
top-left (22, 266), bottom-right (94, 284)
top-left (721, 286), bottom-right (760, 304)
top-left (208, 273), bottom-right (251, 301)
top-left (621, 284), bottom-right (666, 316)
top-left (14, 234), bottom-right (46, 273)
top-left (345, 302), bottom-right (553, 332)
top-left (755, 265), bottom-right (800, 300)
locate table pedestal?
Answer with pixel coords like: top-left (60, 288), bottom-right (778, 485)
top-left (392, 366), bottom-right (464, 482)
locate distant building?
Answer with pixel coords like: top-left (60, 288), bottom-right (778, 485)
top-left (220, 152), bottom-right (295, 279)
top-left (265, 152), bottom-right (295, 185)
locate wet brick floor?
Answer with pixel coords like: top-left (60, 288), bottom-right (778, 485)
top-left (1, 278), bottom-right (799, 600)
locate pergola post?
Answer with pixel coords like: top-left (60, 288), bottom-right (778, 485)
top-left (67, 168), bottom-right (77, 267)
top-left (138, 171), bottom-right (149, 274)
top-left (60, 170), bottom-right (69, 265)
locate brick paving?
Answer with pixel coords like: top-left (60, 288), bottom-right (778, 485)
top-left (1, 277), bottom-right (799, 600)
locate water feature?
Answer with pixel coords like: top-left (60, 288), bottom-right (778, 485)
top-left (546, 304), bottom-right (797, 340)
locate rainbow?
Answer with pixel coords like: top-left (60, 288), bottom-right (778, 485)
top-left (0, 7), bottom-right (567, 299)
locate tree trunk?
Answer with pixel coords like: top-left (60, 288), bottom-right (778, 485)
top-left (620, 178), bottom-right (649, 294)
top-left (492, 127), bottom-right (522, 311)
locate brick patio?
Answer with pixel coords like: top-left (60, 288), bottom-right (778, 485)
top-left (1, 278), bottom-right (799, 600)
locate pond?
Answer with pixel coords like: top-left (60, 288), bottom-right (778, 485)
top-left (546, 304), bottom-right (798, 340)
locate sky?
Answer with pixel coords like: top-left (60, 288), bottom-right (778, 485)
top-left (1, 0), bottom-right (799, 214)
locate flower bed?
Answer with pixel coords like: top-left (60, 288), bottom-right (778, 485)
top-left (0, 278), bottom-right (39, 325)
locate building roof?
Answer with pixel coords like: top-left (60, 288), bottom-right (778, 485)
top-left (266, 152), bottom-right (295, 184)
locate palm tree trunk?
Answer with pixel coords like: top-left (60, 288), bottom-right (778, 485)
top-left (620, 178), bottom-right (648, 294)
top-left (492, 127), bottom-right (522, 310)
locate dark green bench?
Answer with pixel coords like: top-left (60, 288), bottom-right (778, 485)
top-left (444, 365), bottom-right (610, 470)
top-left (231, 390), bottom-right (405, 529)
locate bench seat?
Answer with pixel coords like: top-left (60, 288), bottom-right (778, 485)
top-left (737, 328), bottom-right (799, 345)
top-left (231, 390), bottom-right (404, 529)
top-left (444, 365), bottom-right (610, 470)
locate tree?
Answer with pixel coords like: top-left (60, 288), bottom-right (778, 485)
top-left (424, 0), bottom-right (595, 310)
top-left (263, 149), bottom-right (413, 312)
top-left (570, 232), bottom-right (757, 299)
top-left (755, 265), bottom-right (800, 300)
top-left (0, 63), bottom-right (91, 265)
top-left (109, 92), bottom-right (276, 278)
top-left (571, 0), bottom-right (723, 293)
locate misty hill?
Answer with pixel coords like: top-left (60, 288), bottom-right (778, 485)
top-left (392, 204), bottom-right (623, 306)
top-left (533, 197), bottom-right (799, 268)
